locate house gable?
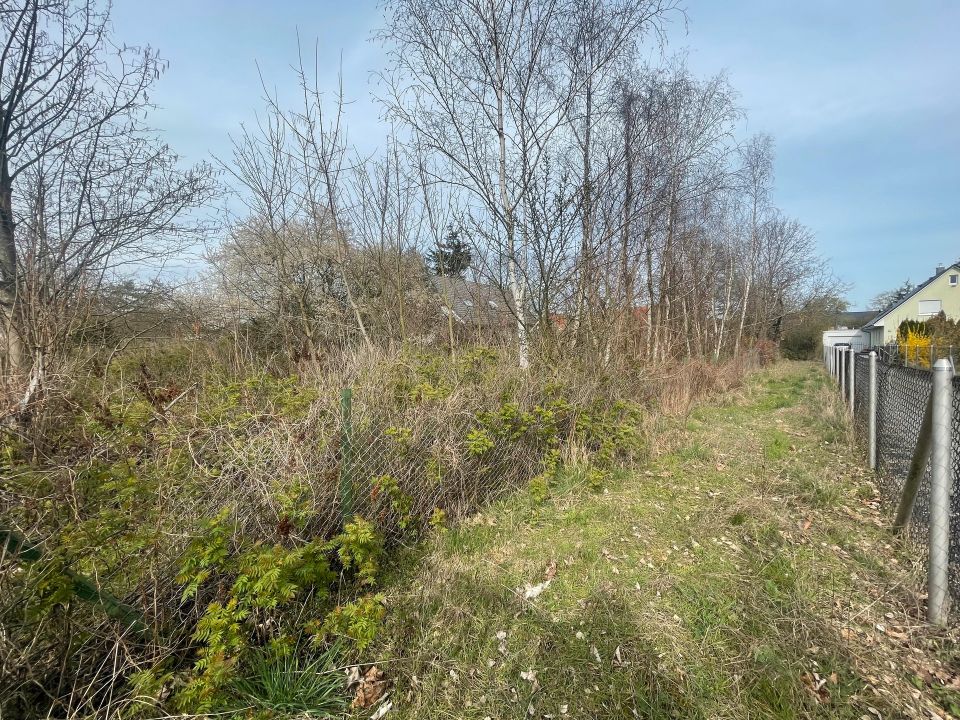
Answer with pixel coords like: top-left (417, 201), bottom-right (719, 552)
top-left (864, 264), bottom-right (960, 344)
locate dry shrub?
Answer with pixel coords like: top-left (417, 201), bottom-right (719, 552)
top-left (654, 354), bottom-right (755, 417)
top-left (1, 340), bottom-right (759, 717)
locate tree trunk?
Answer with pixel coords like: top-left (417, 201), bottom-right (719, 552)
top-left (715, 254), bottom-right (734, 360)
top-left (619, 94), bottom-right (635, 356)
top-left (493, 35), bottom-right (528, 369)
top-left (0, 156), bottom-right (26, 375)
top-left (734, 272), bottom-right (752, 355)
top-left (576, 79), bottom-right (595, 349)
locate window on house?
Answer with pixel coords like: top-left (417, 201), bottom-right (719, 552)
top-left (950, 274), bottom-right (958, 286)
top-left (919, 299), bottom-right (942, 317)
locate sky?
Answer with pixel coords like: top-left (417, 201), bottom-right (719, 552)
top-left (110, 0), bottom-right (960, 309)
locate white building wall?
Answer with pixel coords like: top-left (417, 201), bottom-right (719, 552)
top-left (822, 329), bottom-right (870, 352)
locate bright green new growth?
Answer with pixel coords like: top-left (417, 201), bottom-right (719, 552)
top-left (1, 343), bottom-right (753, 717)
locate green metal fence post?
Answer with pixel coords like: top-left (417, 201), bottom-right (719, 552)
top-left (340, 387), bottom-right (354, 521)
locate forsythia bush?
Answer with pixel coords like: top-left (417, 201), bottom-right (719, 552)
top-left (899, 326), bottom-right (933, 368)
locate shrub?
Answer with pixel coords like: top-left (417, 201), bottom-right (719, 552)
top-left (899, 327), bottom-right (932, 367)
top-left (780, 327), bottom-right (819, 360)
top-left (1, 341), bottom-right (755, 717)
top-left (317, 595), bottom-right (386, 650)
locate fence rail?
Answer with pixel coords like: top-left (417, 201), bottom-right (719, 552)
top-left (826, 345), bottom-right (956, 623)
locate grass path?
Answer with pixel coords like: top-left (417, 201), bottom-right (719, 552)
top-left (370, 362), bottom-right (960, 719)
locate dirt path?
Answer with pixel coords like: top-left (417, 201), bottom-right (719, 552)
top-left (371, 362), bottom-right (960, 719)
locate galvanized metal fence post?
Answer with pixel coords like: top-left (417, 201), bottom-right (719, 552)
top-left (849, 349), bottom-right (856, 412)
top-left (340, 387), bottom-right (354, 521)
top-left (928, 359), bottom-right (953, 625)
top-left (868, 351), bottom-right (877, 470)
top-left (840, 347), bottom-right (847, 399)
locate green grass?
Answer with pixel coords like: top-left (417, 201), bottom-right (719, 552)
top-left (227, 645), bottom-right (346, 717)
top-left (368, 362), bottom-right (948, 719)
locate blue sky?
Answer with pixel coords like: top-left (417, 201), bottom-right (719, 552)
top-left (111, 1), bottom-right (960, 309)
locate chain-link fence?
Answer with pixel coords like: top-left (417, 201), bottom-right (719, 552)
top-left (4, 361), bottom-right (652, 715)
top-left (835, 347), bottom-right (957, 613)
top-left (853, 353), bottom-right (870, 443)
top-left (332, 383), bottom-right (563, 542)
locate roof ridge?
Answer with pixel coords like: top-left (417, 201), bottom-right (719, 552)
top-left (862, 263), bottom-right (960, 329)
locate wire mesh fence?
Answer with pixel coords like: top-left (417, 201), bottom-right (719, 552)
top-left (836, 348), bottom-right (960, 605)
top-left (874, 361), bottom-right (933, 535)
top-left (874, 342), bottom-right (959, 370)
top-left (853, 353), bottom-right (869, 442)
top-left (332, 383), bottom-right (561, 542)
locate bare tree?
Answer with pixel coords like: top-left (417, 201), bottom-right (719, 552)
top-left (217, 49), bottom-right (379, 355)
top-left (732, 132), bottom-right (774, 354)
top-left (0, 0), bottom-right (213, 387)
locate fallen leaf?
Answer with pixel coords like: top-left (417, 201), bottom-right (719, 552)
top-left (345, 665), bottom-right (363, 688)
top-left (520, 669), bottom-right (539, 691)
top-left (370, 700), bottom-right (393, 720)
top-left (351, 666), bottom-right (388, 709)
top-left (545, 560), bottom-right (557, 581)
top-left (800, 671), bottom-right (830, 703)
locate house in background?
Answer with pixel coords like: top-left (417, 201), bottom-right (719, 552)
top-left (862, 263), bottom-right (960, 346)
top-left (432, 276), bottom-right (516, 341)
top-left (836, 310), bottom-right (878, 329)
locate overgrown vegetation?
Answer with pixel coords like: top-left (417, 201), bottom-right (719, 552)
top-left (0, 1), bottom-right (868, 718)
top-left (0, 342), bottom-right (757, 717)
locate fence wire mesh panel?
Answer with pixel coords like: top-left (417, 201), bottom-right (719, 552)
top-left (839, 353), bottom-right (960, 599)
top-left (332, 377), bottom-right (644, 546)
top-left (874, 362), bottom-right (932, 533)
top-left (335, 388), bottom-right (550, 543)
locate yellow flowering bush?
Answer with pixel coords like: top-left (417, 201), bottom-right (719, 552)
top-left (899, 328), bottom-right (932, 368)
